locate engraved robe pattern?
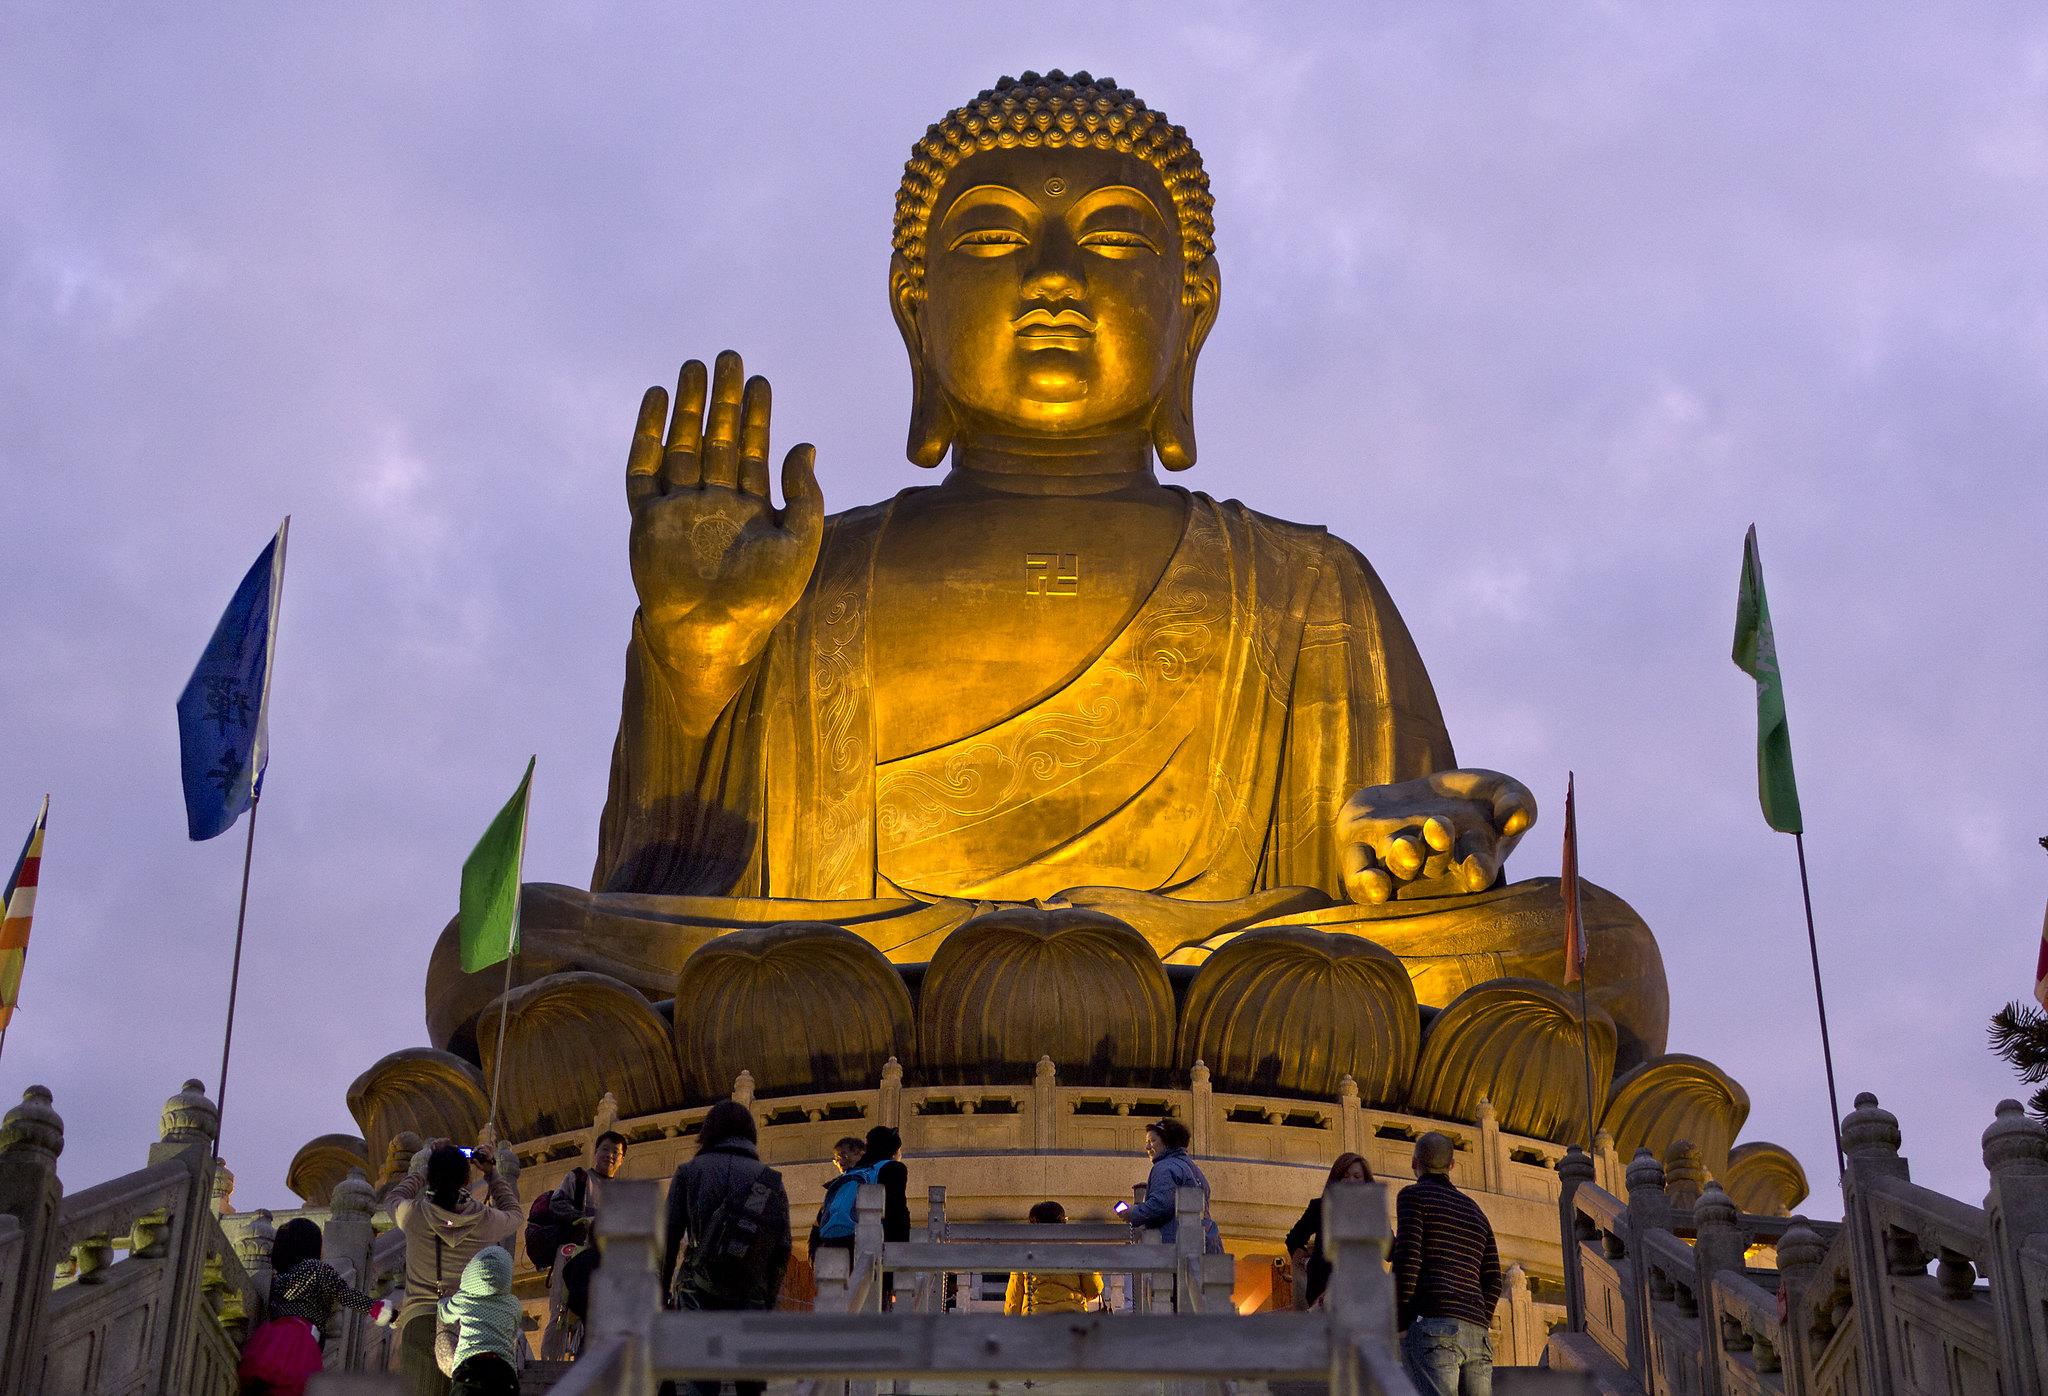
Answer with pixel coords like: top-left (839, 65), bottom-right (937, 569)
top-left (593, 489), bottom-right (1453, 903)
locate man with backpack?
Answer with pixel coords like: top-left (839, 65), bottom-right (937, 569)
top-left (661, 1099), bottom-right (792, 1396)
top-left (527, 1130), bottom-right (627, 1276)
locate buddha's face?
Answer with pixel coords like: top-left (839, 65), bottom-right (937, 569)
top-left (912, 145), bottom-right (1195, 443)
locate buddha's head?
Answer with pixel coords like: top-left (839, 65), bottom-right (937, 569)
top-left (892, 71), bottom-right (1220, 471)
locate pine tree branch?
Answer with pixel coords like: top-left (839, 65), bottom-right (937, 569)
top-left (1988, 1001), bottom-right (2048, 1081)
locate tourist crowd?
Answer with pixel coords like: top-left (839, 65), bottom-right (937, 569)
top-left (236, 1108), bottom-right (1500, 1396)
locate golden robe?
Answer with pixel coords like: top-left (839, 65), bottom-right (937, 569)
top-left (593, 489), bottom-right (1454, 904)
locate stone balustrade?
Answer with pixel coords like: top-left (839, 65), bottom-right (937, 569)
top-left (0, 1077), bottom-right (265, 1396)
top-left (1547, 1093), bottom-right (2048, 1396)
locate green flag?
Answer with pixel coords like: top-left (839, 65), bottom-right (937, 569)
top-left (1732, 527), bottom-right (1803, 834)
top-left (459, 757), bottom-right (533, 973)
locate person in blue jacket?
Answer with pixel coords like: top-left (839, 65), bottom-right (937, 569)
top-left (1125, 1117), bottom-right (1224, 1253)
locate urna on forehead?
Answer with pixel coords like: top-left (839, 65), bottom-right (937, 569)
top-left (893, 69), bottom-right (1217, 295)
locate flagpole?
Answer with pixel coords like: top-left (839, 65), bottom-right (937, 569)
top-left (213, 790), bottom-right (260, 1161)
top-left (487, 951), bottom-right (514, 1139)
top-left (1577, 975), bottom-right (1596, 1154)
top-left (1794, 831), bottom-right (1847, 1179)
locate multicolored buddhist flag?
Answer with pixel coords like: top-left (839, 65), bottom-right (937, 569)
top-left (0, 797), bottom-right (49, 1030)
top-left (1561, 773), bottom-right (1584, 987)
top-left (1732, 525), bottom-right (1804, 835)
top-left (177, 519), bottom-right (289, 840)
top-left (460, 758), bottom-right (533, 974)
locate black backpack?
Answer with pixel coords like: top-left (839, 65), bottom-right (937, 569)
top-left (684, 1164), bottom-right (789, 1306)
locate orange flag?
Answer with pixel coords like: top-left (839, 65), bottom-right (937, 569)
top-left (1561, 774), bottom-right (1584, 986)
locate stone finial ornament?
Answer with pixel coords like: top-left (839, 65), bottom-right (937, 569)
top-left (1842, 1091), bottom-right (1902, 1160)
top-left (160, 1078), bottom-right (219, 1145)
top-left (329, 1166), bottom-right (377, 1220)
top-left (1775, 1215), bottom-right (1828, 1274)
top-left (1694, 1180), bottom-right (1739, 1230)
top-left (1981, 1097), bottom-right (2048, 1175)
top-left (0, 1084), bottom-right (63, 1163)
top-left (1625, 1145), bottom-right (1666, 1197)
top-left (1663, 1140), bottom-right (1706, 1210)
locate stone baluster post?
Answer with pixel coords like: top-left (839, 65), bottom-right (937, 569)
top-left (1476, 1097), bottom-right (1503, 1194)
top-left (1557, 1144), bottom-right (1595, 1334)
top-left (593, 1091), bottom-right (620, 1149)
top-left (879, 1057), bottom-right (902, 1129)
top-left (918, 1185), bottom-right (947, 1313)
top-left (1774, 1217), bottom-right (1827, 1396)
top-left (1173, 1186), bottom-right (1205, 1310)
top-left (0, 1085), bottom-right (64, 1396)
top-left (148, 1078), bottom-right (224, 1396)
top-left (238, 1208), bottom-right (277, 1316)
top-left (1500, 1263), bottom-right (1539, 1367)
top-left (1981, 1098), bottom-right (2048, 1396)
top-left (814, 1245), bottom-right (850, 1311)
top-left (1594, 1129), bottom-right (1622, 1197)
top-left (1190, 1060), bottom-right (1213, 1158)
top-left (853, 1181), bottom-right (885, 1314)
top-left (1338, 1075), bottom-right (1363, 1157)
top-left (1664, 1140), bottom-right (1705, 1212)
top-left (1322, 1181), bottom-right (1402, 1396)
top-left (1620, 1146), bottom-right (1670, 1386)
top-left (732, 1069), bottom-right (755, 1109)
top-left (1033, 1057), bottom-right (1057, 1150)
top-left (324, 1168), bottom-right (380, 1369)
top-left (587, 1177), bottom-right (662, 1396)
top-left (1691, 1182), bottom-right (1747, 1396)
top-left (1841, 1091), bottom-right (1907, 1396)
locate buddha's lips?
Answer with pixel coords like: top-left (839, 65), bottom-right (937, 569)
top-left (1013, 309), bottom-right (1094, 341)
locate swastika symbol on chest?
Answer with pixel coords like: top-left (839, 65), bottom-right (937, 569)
top-left (1023, 553), bottom-right (1080, 597)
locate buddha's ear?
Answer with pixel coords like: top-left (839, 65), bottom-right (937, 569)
top-left (1151, 256), bottom-right (1221, 472)
top-left (891, 253), bottom-right (954, 468)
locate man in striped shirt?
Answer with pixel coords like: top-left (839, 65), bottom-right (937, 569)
top-left (1392, 1132), bottom-right (1502, 1396)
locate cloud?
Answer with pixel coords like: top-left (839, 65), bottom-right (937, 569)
top-left (2, 2), bottom-right (2045, 1219)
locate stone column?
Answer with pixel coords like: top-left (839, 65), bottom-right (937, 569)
top-left (0, 1085), bottom-right (64, 1396)
top-left (237, 1208), bottom-right (277, 1313)
top-left (1501, 1262), bottom-right (1538, 1367)
top-left (1841, 1091), bottom-right (1907, 1396)
top-left (1980, 1098), bottom-right (2048, 1396)
top-left (592, 1091), bottom-right (620, 1151)
top-left (1322, 1182), bottom-right (1398, 1396)
top-left (1664, 1140), bottom-right (1705, 1212)
top-left (1033, 1056), bottom-right (1057, 1151)
top-left (1189, 1060), bottom-right (1213, 1158)
top-left (1557, 1144), bottom-right (1595, 1333)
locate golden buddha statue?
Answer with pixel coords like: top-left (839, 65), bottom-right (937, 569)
top-left (382, 72), bottom-right (1717, 1172)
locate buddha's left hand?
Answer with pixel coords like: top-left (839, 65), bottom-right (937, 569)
top-left (1336, 769), bottom-right (1536, 904)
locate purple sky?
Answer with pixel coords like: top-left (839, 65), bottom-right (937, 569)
top-left (3, 4), bottom-right (2044, 1219)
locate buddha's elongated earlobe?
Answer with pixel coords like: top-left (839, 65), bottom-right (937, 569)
top-left (892, 254), bottom-right (954, 467)
top-left (1151, 257), bottom-right (1220, 472)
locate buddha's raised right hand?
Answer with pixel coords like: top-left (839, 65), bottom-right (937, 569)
top-left (627, 351), bottom-right (824, 735)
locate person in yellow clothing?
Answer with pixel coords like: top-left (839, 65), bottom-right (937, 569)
top-left (1005, 1202), bottom-right (1105, 1314)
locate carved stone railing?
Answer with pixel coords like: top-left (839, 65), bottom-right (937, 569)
top-left (546, 1176), bottom-right (1420, 1396)
top-left (0, 1078), bottom-right (268, 1396)
top-left (1550, 1093), bottom-right (2048, 1396)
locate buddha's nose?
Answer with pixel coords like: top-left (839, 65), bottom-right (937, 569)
top-left (1022, 227), bottom-right (1086, 305)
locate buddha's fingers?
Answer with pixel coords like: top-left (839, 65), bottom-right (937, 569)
top-left (738, 375), bottom-right (772, 498)
top-left (701, 350), bottom-right (746, 488)
top-left (627, 386), bottom-right (667, 511)
top-left (661, 360), bottom-right (707, 493)
top-left (779, 444), bottom-right (823, 542)
top-left (1490, 778), bottom-right (1536, 837)
top-left (1341, 842), bottom-right (1392, 905)
top-left (1453, 827), bottom-right (1499, 893)
top-left (1384, 832), bottom-right (1427, 881)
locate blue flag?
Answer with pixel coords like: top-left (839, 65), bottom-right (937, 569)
top-left (177, 520), bottom-right (289, 840)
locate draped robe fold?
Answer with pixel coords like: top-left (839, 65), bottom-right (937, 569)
top-left (593, 488), bottom-right (1455, 904)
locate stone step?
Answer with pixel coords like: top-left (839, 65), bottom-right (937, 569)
top-left (521, 1360), bottom-right (577, 1393)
